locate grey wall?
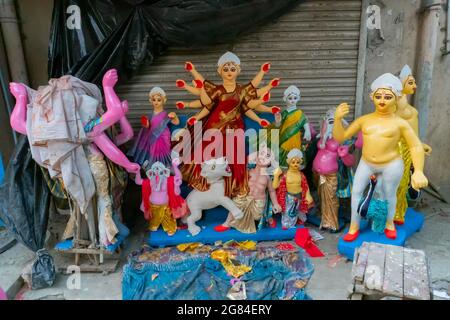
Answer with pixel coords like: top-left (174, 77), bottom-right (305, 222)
top-left (16, 0), bottom-right (54, 88)
top-left (364, 0), bottom-right (450, 190)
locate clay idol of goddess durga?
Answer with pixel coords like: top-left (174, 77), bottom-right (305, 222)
top-left (173, 52), bottom-right (282, 198)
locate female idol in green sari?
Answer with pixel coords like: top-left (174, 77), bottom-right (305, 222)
top-left (274, 85), bottom-right (312, 168)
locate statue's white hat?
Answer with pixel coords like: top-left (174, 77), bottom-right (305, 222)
top-left (370, 73), bottom-right (403, 97)
top-left (218, 52), bottom-right (241, 67)
top-left (399, 64), bottom-right (413, 83)
top-left (287, 148), bottom-right (304, 161)
top-left (149, 86), bottom-right (166, 97)
top-left (283, 85), bottom-right (301, 101)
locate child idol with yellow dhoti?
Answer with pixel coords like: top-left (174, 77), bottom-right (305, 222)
top-left (333, 73), bottom-right (428, 242)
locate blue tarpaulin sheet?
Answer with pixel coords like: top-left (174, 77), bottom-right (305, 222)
top-left (122, 245), bottom-right (314, 300)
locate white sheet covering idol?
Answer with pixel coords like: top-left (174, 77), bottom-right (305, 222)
top-left (24, 75), bottom-right (103, 214)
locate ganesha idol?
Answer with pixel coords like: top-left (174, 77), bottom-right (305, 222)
top-left (312, 108), bottom-right (357, 232)
top-left (136, 157), bottom-right (188, 236)
top-left (9, 69), bottom-right (140, 248)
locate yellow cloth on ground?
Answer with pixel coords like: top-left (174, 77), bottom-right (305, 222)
top-left (211, 250), bottom-right (252, 278)
top-left (223, 240), bottom-right (257, 250)
top-left (395, 140), bottom-right (411, 223)
top-left (149, 204), bottom-right (177, 235)
top-left (177, 243), bottom-right (202, 253)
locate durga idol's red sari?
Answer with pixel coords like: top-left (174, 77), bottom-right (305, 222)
top-left (179, 80), bottom-right (257, 198)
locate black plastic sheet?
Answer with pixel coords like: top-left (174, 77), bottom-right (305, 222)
top-left (49, 0), bottom-right (304, 84)
top-left (0, 136), bottom-right (55, 289)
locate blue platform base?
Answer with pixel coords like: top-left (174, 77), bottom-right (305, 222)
top-left (337, 208), bottom-right (424, 261)
top-left (148, 207), bottom-right (303, 247)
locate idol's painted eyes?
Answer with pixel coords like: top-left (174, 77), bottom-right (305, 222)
top-left (375, 94), bottom-right (382, 100)
top-left (223, 67), bottom-right (236, 73)
top-left (384, 95), bottom-right (393, 100)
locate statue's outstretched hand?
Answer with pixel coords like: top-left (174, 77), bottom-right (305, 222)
top-left (411, 171), bottom-right (428, 190)
top-left (103, 69), bottom-right (119, 88)
top-left (304, 129), bottom-right (312, 142)
top-left (260, 119), bottom-right (269, 128)
top-left (261, 62), bottom-right (271, 73)
top-left (274, 112), bottom-right (282, 126)
top-left (9, 82), bottom-right (27, 99)
top-left (121, 101), bottom-right (129, 114)
top-left (335, 103), bottom-right (350, 120)
top-left (187, 117), bottom-right (197, 126)
top-left (272, 203), bottom-right (282, 214)
top-left (185, 61), bottom-right (196, 72)
top-left (129, 163), bottom-right (141, 174)
top-left (338, 145), bottom-right (350, 157)
top-left (273, 167), bottom-right (283, 178)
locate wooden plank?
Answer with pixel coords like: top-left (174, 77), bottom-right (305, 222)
top-left (363, 243), bottom-right (386, 291)
top-left (55, 248), bottom-right (114, 255)
top-left (382, 245), bottom-right (404, 298)
top-left (352, 242), bottom-right (369, 282)
top-left (403, 248), bottom-right (431, 300)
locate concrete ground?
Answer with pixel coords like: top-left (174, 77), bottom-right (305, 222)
top-left (1, 193), bottom-right (449, 300)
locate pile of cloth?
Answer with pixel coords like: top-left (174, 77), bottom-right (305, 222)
top-left (122, 241), bottom-right (314, 300)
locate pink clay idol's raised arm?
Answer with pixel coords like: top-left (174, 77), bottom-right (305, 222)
top-left (9, 82), bottom-right (28, 135)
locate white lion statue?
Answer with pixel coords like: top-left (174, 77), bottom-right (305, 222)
top-left (183, 157), bottom-right (244, 236)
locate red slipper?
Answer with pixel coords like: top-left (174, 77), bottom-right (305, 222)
top-left (384, 228), bottom-right (397, 239)
top-left (343, 230), bottom-right (360, 242)
top-left (214, 225), bottom-right (230, 232)
top-left (394, 220), bottom-right (404, 226)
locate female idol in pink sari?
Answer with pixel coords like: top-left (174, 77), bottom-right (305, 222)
top-left (128, 87), bottom-right (180, 167)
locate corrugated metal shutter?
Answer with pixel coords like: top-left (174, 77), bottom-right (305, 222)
top-left (117, 0), bottom-right (362, 130)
